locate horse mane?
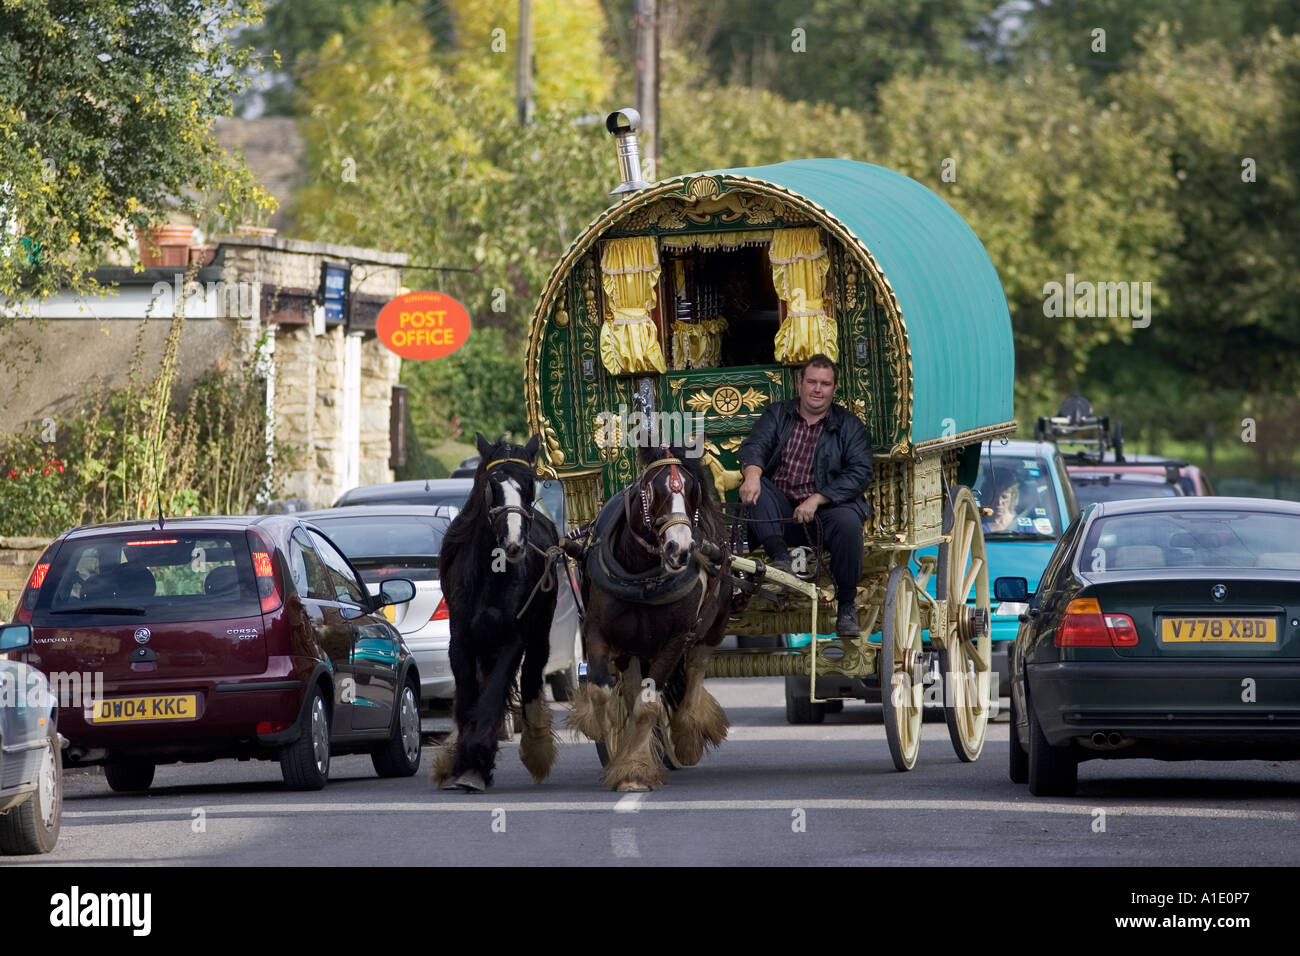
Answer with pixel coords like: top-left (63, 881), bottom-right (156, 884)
top-left (635, 444), bottom-right (726, 545)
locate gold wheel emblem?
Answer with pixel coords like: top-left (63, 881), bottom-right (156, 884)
top-left (712, 386), bottom-right (742, 416)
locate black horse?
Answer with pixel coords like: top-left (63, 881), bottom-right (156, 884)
top-left (434, 433), bottom-right (559, 792)
top-left (569, 445), bottom-right (733, 791)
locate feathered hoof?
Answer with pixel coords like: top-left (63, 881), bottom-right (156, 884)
top-left (431, 735), bottom-right (457, 786)
top-left (451, 770), bottom-right (486, 792)
top-left (567, 683), bottom-right (611, 741)
top-left (519, 699), bottom-right (558, 784)
top-left (670, 690), bottom-right (730, 766)
top-left (603, 760), bottom-right (667, 792)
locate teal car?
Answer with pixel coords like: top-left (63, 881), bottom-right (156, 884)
top-left (783, 438), bottom-right (1079, 721)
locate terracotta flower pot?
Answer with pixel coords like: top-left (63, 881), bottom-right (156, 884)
top-left (137, 224), bottom-right (196, 267)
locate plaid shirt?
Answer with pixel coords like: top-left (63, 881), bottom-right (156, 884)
top-left (772, 414), bottom-right (825, 502)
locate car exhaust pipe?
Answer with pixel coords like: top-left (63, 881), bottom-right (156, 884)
top-left (1091, 732), bottom-right (1107, 747)
top-left (1107, 732), bottom-right (1123, 746)
top-left (606, 108), bottom-right (652, 195)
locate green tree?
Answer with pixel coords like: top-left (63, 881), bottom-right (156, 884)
top-left (1012, 0), bottom-right (1300, 88)
top-left (292, 2), bottom-right (613, 446)
top-left (869, 64), bottom-right (1179, 419)
top-left (0, 0), bottom-right (274, 311)
top-left (1083, 30), bottom-right (1300, 460)
top-left (609, 0), bottom-right (1006, 110)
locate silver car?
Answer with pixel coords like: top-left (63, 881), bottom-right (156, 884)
top-left (304, 494), bottom-right (584, 704)
top-left (0, 624), bottom-right (63, 854)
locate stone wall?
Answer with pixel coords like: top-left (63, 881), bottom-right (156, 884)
top-left (3, 235), bottom-right (408, 519)
top-left (0, 537), bottom-right (51, 614)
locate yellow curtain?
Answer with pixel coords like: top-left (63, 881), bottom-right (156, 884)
top-left (599, 237), bottom-right (667, 375)
top-left (770, 227), bottom-right (838, 363)
top-left (670, 317), bottom-right (728, 369)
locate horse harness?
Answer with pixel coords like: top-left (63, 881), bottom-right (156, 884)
top-left (624, 456), bottom-right (699, 556)
top-left (483, 456), bottom-right (536, 537)
top-left (586, 457), bottom-right (732, 650)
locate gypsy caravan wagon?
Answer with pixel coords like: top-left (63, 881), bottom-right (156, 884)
top-left (525, 111), bottom-right (1016, 770)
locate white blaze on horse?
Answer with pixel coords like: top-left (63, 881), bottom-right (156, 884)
top-left (434, 433), bottom-right (560, 792)
top-left (569, 445), bottom-right (733, 791)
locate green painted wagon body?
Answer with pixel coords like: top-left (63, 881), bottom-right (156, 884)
top-left (525, 155), bottom-right (1015, 766)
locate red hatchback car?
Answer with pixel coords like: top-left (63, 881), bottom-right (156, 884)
top-left (11, 516), bottom-right (421, 791)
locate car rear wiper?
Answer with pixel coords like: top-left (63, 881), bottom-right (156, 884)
top-left (49, 605), bottom-right (148, 615)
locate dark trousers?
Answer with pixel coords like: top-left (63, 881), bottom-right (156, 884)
top-left (747, 475), bottom-right (864, 604)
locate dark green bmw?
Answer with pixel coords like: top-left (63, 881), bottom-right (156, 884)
top-left (1001, 497), bottom-right (1300, 796)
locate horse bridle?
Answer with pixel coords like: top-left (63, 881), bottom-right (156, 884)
top-left (626, 456), bottom-right (701, 555)
top-left (483, 456), bottom-right (535, 542)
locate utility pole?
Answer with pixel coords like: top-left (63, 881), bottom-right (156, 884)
top-left (635, 0), bottom-right (658, 179)
top-left (516, 0), bottom-right (534, 126)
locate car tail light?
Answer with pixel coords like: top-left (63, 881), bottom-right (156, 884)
top-left (15, 561), bottom-right (50, 624)
top-left (257, 720), bottom-right (291, 735)
top-left (432, 596), bottom-right (449, 621)
top-left (252, 550), bottom-right (282, 613)
top-left (1056, 598), bottom-right (1138, 647)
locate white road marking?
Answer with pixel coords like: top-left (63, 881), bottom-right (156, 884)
top-left (614, 792), bottom-right (644, 813)
top-left (611, 828), bottom-right (640, 858)
top-left (61, 799), bottom-right (1295, 821)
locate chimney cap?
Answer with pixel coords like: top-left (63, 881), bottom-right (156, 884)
top-left (605, 108), bottom-right (642, 136)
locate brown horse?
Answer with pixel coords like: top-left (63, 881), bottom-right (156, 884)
top-left (569, 445), bottom-right (733, 791)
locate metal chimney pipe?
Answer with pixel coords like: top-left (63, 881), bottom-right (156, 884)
top-left (606, 108), bottom-right (652, 195)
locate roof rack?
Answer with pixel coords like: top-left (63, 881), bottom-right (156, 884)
top-left (1034, 393), bottom-right (1124, 464)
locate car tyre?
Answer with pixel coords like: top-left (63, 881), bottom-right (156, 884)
top-left (372, 680), bottom-right (422, 778)
top-left (1026, 689), bottom-right (1077, 796)
top-left (0, 736), bottom-right (62, 854)
top-left (784, 676), bottom-right (825, 725)
top-left (1008, 682), bottom-right (1029, 785)
top-left (281, 686), bottom-right (331, 791)
top-left (104, 758), bottom-right (155, 793)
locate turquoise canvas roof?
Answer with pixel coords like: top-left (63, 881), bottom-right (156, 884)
top-left (707, 158), bottom-right (1015, 444)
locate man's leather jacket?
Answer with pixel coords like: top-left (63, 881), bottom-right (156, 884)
top-left (736, 399), bottom-right (874, 520)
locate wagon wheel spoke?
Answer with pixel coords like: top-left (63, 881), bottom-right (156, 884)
top-left (882, 565), bottom-right (923, 771)
top-left (938, 487), bottom-right (990, 762)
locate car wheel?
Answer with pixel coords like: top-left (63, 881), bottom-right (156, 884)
top-left (784, 676), bottom-right (825, 725)
top-left (372, 680), bottom-right (422, 778)
top-left (104, 758), bottom-right (155, 793)
top-left (281, 686), bottom-right (331, 791)
top-left (1026, 689), bottom-right (1077, 796)
top-left (0, 736), bottom-right (62, 854)
top-left (1008, 681), bottom-right (1029, 785)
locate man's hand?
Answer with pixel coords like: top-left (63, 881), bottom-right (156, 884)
top-left (739, 466), bottom-right (763, 505)
top-left (794, 493), bottom-right (829, 523)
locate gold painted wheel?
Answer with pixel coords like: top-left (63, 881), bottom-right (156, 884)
top-left (937, 486), bottom-right (991, 762)
top-left (881, 565), bottom-right (924, 771)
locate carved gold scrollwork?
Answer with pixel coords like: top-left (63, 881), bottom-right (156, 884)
top-left (738, 387), bottom-right (766, 412)
top-left (685, 391), bottom-right (714, 414)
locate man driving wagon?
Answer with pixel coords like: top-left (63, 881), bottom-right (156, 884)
top-left (737, 352), bottom-right (873, 637)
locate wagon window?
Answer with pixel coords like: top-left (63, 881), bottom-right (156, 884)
top-left (659, 242), bottom-right (781, 369)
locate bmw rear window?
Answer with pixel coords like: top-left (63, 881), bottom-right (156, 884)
top-left (32, 532), bottom-right (261, 624)
top-left (1080, 511), bottom-right (1300, 571)
top-left (308, 515), bottom-right (452, 582)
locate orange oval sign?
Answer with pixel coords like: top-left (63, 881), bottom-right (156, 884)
top-left (376, 291), bottom-right (471, 360)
